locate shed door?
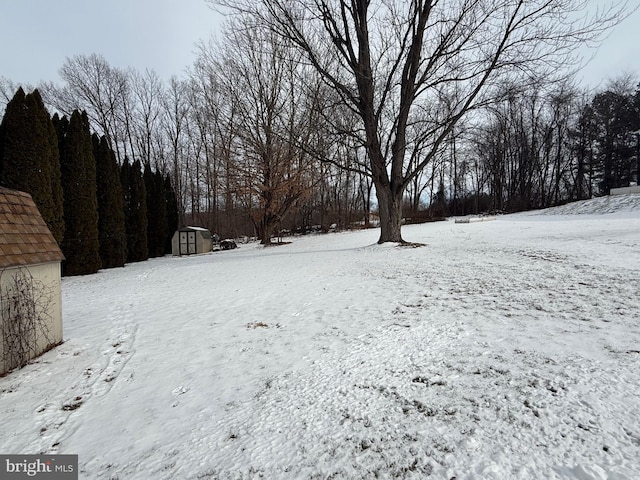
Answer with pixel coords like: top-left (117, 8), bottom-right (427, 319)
top-left (179, 231), bottom-right (197, 255)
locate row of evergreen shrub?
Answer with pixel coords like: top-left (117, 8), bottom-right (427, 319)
top-left (0, 87), bottom-right (178, 276)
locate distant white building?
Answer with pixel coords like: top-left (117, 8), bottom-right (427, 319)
top-left (610, 185), bottom-right (640, 195)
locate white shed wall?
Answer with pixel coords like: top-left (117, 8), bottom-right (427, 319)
top-left (0, 262), bottom-right (63, 374)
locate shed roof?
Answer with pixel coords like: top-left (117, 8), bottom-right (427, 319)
top-left (177, 226), bottom-right (212, 238)
top-left (0, 188), bottom-right (64, 269)
top-left (180, 226), bottom-right (210, 232)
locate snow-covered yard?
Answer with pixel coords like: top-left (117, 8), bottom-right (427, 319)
top-left (1, 195), bottom-right (639, 479)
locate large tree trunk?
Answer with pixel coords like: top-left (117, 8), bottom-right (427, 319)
top-left (255, 214), bottom-right (278, 245)
top-left (375, 183), bottom-right (404, 244)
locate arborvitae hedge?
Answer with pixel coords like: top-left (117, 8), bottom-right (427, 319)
top-left (121, 158), bottom-right (148, 262)
top-left (94, 134), bottom-right (126, 268)
top-left (2, 87), bottom-right (180, 270)
top-left (0, 88), bottom-right (64, 243)
top-left (143, 163), bottom-right (168, 258)
top-left (164, 174), bottom-right (179, 253)
top-left (154, 170), bottom-right (169, 255)
top-left (56, 110), bottom-right (101, 276)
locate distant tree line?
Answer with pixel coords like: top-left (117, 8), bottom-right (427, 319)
top-left (0, 87), bottom-right (178, 276)
top-left (454, 76), bottom-right (640, 216)
top-left (0, 3), bottom-right (637, 246)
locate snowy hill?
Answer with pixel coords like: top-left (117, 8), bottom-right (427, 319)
top-left (532, 193), bottom-right (640, 216)
top-left (1, 195), bottom-right (639, 479)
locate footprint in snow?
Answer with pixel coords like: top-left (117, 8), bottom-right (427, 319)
top-left (172, 386), bottom-right (189, 395)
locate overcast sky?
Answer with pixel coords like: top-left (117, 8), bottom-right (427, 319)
top-left (0, 1), bottom-right (638, 90)
top-left (0, 0), bottom-right (223, 85)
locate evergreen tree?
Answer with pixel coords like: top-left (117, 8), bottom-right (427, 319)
top-left (591, 90), bottom-right (636, 194)
top-left (0, 88), bottom-right (64, 243)
top-left (429, 180), bottom-right (449, 218)
top-left (120, 156), bottom-right (131, 237)
top-left (154, 170), bottom-right (169, 254)
top-left (121, 158), bottom-right (148, 262)
top-left (142, 163), bottom-right (156, 256)
top-left (56, 111), bottom-right (101, 276)
top-left (164, 174), bottom-right (179, 253)
top-left (94, 134), bottom-right (126, 268)
top-left (143, 164), bottom-right (168, 258)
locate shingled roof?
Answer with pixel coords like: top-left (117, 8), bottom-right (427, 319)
top-left (0, 187), bottom-right (64, 269)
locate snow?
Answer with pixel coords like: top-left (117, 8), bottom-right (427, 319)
top-left (184, 226), bottom-right (210, 232)
top-left (2, 194), bottom-right (640, 479)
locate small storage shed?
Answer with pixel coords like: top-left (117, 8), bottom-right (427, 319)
top-left (0, 188), bottom-right (65, 374)
top-left (171, 226), bottom-right (213, 256)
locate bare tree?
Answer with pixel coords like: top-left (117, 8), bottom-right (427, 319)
top-left (213, 0), bottom-right (631, 243)
top-left (190, 53), bottom-right (244, 237)
top-left (130, 69), bottom-right (165, 169)
top-left (209, 17), bottom-right (321, 244)
top-left (472, 79), bottom-right (582, 211)
top-left (0, 77), bottom-right (35, 112)
top-left (41, 54), bottom-right (132, 163)
top-left (162, 76), bottom-right (191, 225)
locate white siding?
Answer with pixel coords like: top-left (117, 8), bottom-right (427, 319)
top-left (0, 262), bottom-right (63, 374)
